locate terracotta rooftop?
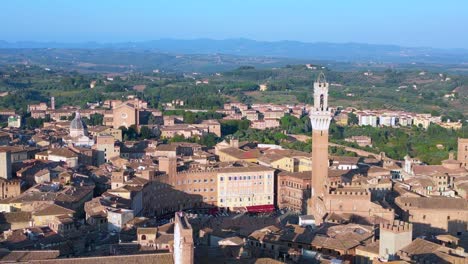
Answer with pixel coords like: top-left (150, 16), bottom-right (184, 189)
top-left (33, 204), bottom-right (75, 217)
top-left (0, 212), bottom-right (32, 224)
top-left (413, 165), bottom-right (466, 176)
top-left (28, 252), bottom-right (174, 264)
top-left (396, 196), bottom-right (468, 210)
top-left (47, 148), bottom-right (78, 159)
top-left (278, 171), bottom-right (311, 180)
top-left (399, 238), bottom-right (466, 263)
top-left (0, 250), bottom-right (60, 262)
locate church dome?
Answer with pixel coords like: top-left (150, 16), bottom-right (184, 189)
top-left (70, 112), bottom-right (84, 131)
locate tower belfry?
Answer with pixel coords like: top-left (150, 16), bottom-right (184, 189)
top-left (308, 72), bottom-right (331, 224)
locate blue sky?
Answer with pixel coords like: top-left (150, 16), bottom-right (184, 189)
top-left (1, 0), bottom-right (467, 48)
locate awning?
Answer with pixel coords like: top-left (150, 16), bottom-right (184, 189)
top-left (208, 207), bottom-right (219, 214)
top-left (246, 204), bottom-right (275, 213)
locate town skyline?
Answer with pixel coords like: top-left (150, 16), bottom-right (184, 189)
top-left (0, 1), bottom-right (467, 263)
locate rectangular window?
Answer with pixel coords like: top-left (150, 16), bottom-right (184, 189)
top-left (220, 177), bottom-right (224, 181)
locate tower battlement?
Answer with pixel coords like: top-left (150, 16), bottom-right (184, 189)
top-left (329, 189), bottom-right (370, 197)
top-left (329, 181), bottom-right (363, 187)
top-left (381, 220), bottom-right (413, 233)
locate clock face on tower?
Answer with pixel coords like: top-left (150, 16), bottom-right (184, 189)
top-left (121, 113), bottom-right (128, 119)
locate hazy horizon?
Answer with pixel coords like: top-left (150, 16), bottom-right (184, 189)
top-left (1, 37), bottom-right (467, 51)
top-left (2, 0), bottom-right (468, 49)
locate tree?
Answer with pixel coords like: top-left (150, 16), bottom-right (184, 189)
top-left (127, 125), bottom-right (138, 140)
top-left (347, 112), bottom-right (359, 125)
top-left (198, 133), bottom-right (217, 147)
top-left (89, 113), bottom-right (103, 126)
top-left (148, 114), bottom-right (159, 125)
top-left (25, 117), bottom-right (44, 129)
top-left (140, 126), bottom-right (152, 139)
top-left (169, 134), bottom-right (186, 143)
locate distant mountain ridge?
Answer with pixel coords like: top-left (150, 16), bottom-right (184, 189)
top-left (1, 38), bottom-right (468, 64)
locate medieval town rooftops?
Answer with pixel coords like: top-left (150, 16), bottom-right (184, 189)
top-left (413, 164), bottom-right (467, 176)
top-left (0, 212), bottom-right (32, 225)
top-left (312, 223), bottom-right (374, 251)
top-left (217, 147), bottom-right (261, 160)
top-left (8, 183), bottom-right (93, 205)
top-left (330, 155), bottom-right (360, 165)
top-left (396, 196), bottom-right (468, 210)
top-left (18, 252), bottom-right (175, 264)
top-left (0, 145), bottom-right (36, 153)
top-left (278, 171), bottom-right (311, 180)
top-left (137, 227), bottom-right (158, 235)
top-left (248, 222), bottom-right (374, 252)
top-left (184, 161), bottom-right (274, 174)
top-left (32, 204), bottom-right (75, 217)
top-left (156, 144), bottom-right (178, 152)
top-left (356, 240), bottom-right (380, 255)
top-left (263, 148), bottom-right (309, 158)
top-left (365, 166), bottom-right (391, 176)
top-left (0, 250), bottom-right (60, 262)
top-left (257, 153), bottom-right (287, 164)
top-left (39, 148), bottom-right (79, 159)
top-left (399, 238), bottom-right (466, 263)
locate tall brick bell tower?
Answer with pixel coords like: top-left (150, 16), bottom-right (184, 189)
top-left (307, 72), bottom-right (331, 225)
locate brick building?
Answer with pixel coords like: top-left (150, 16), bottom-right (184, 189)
top-left (458, 137), bottom-right (468, 168)
top-left (395, 196), bottom-right (468, 236)
top-left (277, 171), bottom-right (311, 213)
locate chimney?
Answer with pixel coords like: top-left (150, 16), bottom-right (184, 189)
top-left (230, 138), bottom-right (239, 148)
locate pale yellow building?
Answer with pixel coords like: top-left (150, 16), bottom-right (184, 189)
top-left (216, 147), bottom-right (260, 163)
top-left (88, 126), bottom-right (123, 141)
top-left (296, 156), bottom-right (312, 172)
top-left (258, 154), bottom-right (295, 172)
top-left (217, 163), bottom-right (275, 209)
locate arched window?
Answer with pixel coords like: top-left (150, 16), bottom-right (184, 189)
top-left (320, 94), bottom-right (324, 109)
top-left (141, 235), bottom-right (146, 240)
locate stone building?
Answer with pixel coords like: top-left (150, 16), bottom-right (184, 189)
top-left (0, 150), bottom-right (11, 180)
top-left (95, 135), bottom-right (119, 164)
top-left (0, 178), bottom-right (21, 199)
top-left (216, 162), bottom-right (275, 209)
top-left (395, 196), bottom-right (468, 236)
top-left (112, 102), bottom-right (139, 128)
top-left (277, 171), bottom-right (311, 213)
top-left (458, 137), bottom-right (468, 168)
top-left (379, 220), bottom-right (413, 261)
